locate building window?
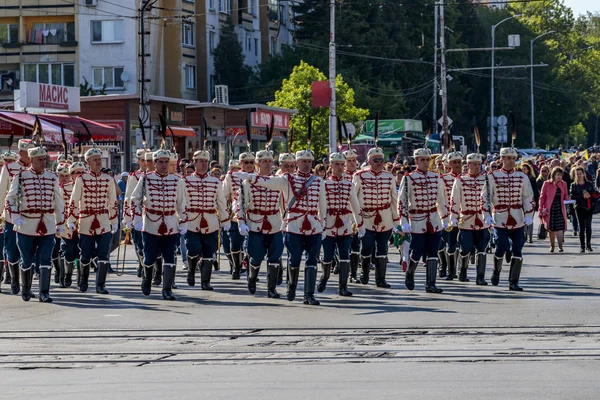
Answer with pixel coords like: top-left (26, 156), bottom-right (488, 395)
top-left (254, 38), bottom-right (258, 56)
top-left (24, 63), bottom-right (75, 86)
top-left (185, 65), bottom-right (196, 89)
top-left (218, 0), bottom-right (231, 14)
top-left (29, 22), bottom-right (75, 44)
top-left (270, 37), bottom-right (278, 56)
top-left (247, 36), bottom-right (251, 51)
top-left (182, 22), bottom-right (194, 47)
top-left (91, 20), bottom-right (124, 44)
top-left (208, 0), bottom-right (215, 10)
top-left (93, 67), bottom-right (124, 90)
top-left (0, 24), bottom-right (19, 44)
top-left (209, 75), bottom-right (215, 99)
top-left (250, 0), bottom-right (257, 16)
top-left (209, 31), bottom-right (216, 53)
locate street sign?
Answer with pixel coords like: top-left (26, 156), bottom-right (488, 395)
top-left (489, 128), bottom-right (496, 144)
top-left (497, 115), bottom-right (508, 126)
top-left (497, 126), bottom-right (508, 143)
top-left (487, 116), bottom-right (498, 128)
top-left (438, 116), bottom-right (453, 127)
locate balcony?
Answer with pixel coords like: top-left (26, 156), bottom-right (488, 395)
top-left (237, 11), bottom-right (254, 30)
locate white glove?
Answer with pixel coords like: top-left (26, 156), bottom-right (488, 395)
top-left (111, 224), bottom-right (118, 234)
top-left (234, 172), bottom-right (250, 180)
top-left (56, 226), bottom-right (65, 234)
top-left (179, 227), bottom-right (187, 236)
top-left (68, 222), bottom-right (76, 231)
top-left (451, 218), bottom-right (459, 227)
top-left (222, 221), bottom-right (231, 231)
top-left (134, 221), bottom-right (143, 231)
top-left (401, 223), bottom-right (412, 233)
top-left (238, 222), bottom-right (250, 236)
top-left (358, 227), bottom-right (366, 238)
top-left (485, 216), bottom-right (495, 226)
top-left (13, 217), bottom-right (24, 227)
top-left (524, 216), bottom-right (533, 225)
top-left (442, 220), bottom-right (449, 230)
top-left (126, 221), bottom-right (133, 229)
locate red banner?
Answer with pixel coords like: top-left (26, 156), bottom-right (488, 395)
top-left (251, 110), bottom-right (290, 130)
top-left (312, 81), bottom-right (331, 108)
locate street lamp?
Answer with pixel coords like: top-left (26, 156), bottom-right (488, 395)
top-left (490, 13), bottom-right (521, 152)
top-left (530, 30), bottom-right (555, 148)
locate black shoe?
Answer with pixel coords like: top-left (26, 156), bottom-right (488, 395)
top-left (587, 246), bottom-right (593, 252)
top-left (141, 266), bottom-right (153, 296)
top-left (317, 262), bottom-right (332, 293)
top-left (162, 289), bottom-right (176, 300)
top-left (425, 258), bottom-right (443, 293)
top-left (458, 254), bottom-right (470, 282)
top-left (405, 259), bottom-right (418, 291)
top-left (475, 253), bottom-right (488, 286)
top-left (200, 260), bottom-right (214, 290)
top-left (303, 294), bottom-right (320, 305)
top-left (247, 264), bottom-right (260, 295)
top-left (359, 256), bottom-right (370, 285)
top-left (38, 267), bottom-right (53, 303)
top-left (187, 256), bottom-right (198, 287)
top-left (374, 257), bottom-right (391, 288)
top-left (491, 256), bottom-right (502, 286)
top-left (580, 248), bottom-right (585, 253)
top-left (286, 266), bottom-right (300, 301)
top-left (78, 262), bottom-right (91, 293)
top-left (509, 282), bottom-right (523, 291)
top-left (137, 265), bottom-right (143, 278)
top-left (303, 267), bottom-right (319, 305)
top-left (508, 258), bottom-right (524, 292)
top-left (8, 262), bottom-right (20, 295)
top-left (95, 261), bottom-right (110, 295)
top-left (338, 286), bottom-right (353, 297)
top-left (152, 258), bottom-right (163, 287)
top-left (438, 249), bottom-right (447, 278)
top-left (20, 268), bottom-right (34, 301)
top-left (268, 289), bottom-right (280, 298)
top-left (445, 251), bottom-right (456, 281)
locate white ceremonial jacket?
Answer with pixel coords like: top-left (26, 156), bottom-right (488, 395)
top-left (237, 173), bottom-right (284, 234)
top-left (481, 168), bottom-right (535, 229)
top-left (398, 169), bottom-right (448, 234)
top-left (58, 181), bottom-right (76, 239)
top-left (450, 173), bottom-right (489, 231)
top-left (69, 171), bottom-right (118, 236)
top-left (353, 168), bottom-right (399, 232)
top-left (222, 172), bottom-right (243, 223)
top-left (0, 159), bottom-right (30, 225)
top-left (323, 175), bottom-right (362, 237)
top-left (182, 172), bottom-right (227, 234)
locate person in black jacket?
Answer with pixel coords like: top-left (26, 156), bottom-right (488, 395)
top-left (570, 166), bottom-right (598, 253)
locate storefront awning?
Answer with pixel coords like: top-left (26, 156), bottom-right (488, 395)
top-left (0, 111), bottom-right (75, 143)
top-left (168, 126), bottom-right (196, 138)
top-left (36, 114), bottom-right (118, 141)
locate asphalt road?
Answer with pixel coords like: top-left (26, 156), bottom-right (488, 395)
top-left (1, 220), bottom-right (600, 399)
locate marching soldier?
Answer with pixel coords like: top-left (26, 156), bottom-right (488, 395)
top-left (221, 159), bottom-right (240, 274)
top-left (353, 147), bottom-right (399, 288)
top-left (0, 139), bottom-right (34, 295)
top-left (57, 154), bottom-right (74, 165)
top-left (182, 149), bottom-right (228, 291)
top-left (399, 148), bottom-right (449, 293)
top-left (54, 163), bottom-right (71, 287)
top-left (6, 144), bottom-right (65, 302)
top-left (278, 153), bottom-right (296, 175)
top-left (68, 147), bottom-right (119, 294)
top-left (237, 148), bottom-right (284, 298)
top-left (131, 149), bottom-right (187, 300)
top-left (319, 152), bottom-right (363, 296)
top-left (450, 153), bottom-right (490, 284)
top-left (441, 151), bottom-right (463, 280)
top-left (124, 148), bottom-right (147, 278)
top-left (482, 147), bottom-right (535, 291)
top-left (342, 147), bottom-right (361, 283)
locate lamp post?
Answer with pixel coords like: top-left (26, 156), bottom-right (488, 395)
top-left (490, 14), bottom-right (521, 152)
top-left (530, 30), bottom-right (555, 148)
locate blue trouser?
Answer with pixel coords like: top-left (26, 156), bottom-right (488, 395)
top-left (52, 236), bottom-right (61, 259)
top-left (445, 227), bottom-right (459, 253)
top-left (410, 231), bottom-right (443, 261)
top-left (78, 232), bottom-right (112, 263)
top-left (360, 229), bottom-right (392, 257)
top-left (247, 231), bottom-right (284, 266)
top-left (185, 231), bottom-right (218, 259)
top-left (142, 232), bottom-right (178, 265)
top-left (61, 234), bottom-right (80, 262)
top-left (4, 222), bottom-right (19, 263)
top-left (350, 233), bottom-right (360, 253)
top-left (17, 233), bottom-right (54, 271)
top-left (179, 233), bottom-right (187, 262)
top-left (458, 229), bottom-right (490, 256)
top-left (495, 227), bottom-right (525, 258)
top-left (285, 232), bottom-right (321, 268)
top-left (221, 228), bottom-right (230, 254)
top-left (227, 222), bottom-right (243, 253)
top-left (322, 235), bottom-right (353, 263)
top-left (132, 228), bottom-right (144, 258)
top-left (0, 227), bottom-right (5, 262)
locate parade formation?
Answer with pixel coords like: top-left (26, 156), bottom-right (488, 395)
top-left (0, 114), bottom-right (539, 306)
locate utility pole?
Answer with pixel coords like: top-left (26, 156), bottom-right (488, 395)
top-left (439, 0), bottom-right (449, 150)
top-left (432, 2), bottom-right (439, 132)
top-left (138, 0), bottom-right (152, 156)
top-left (328, 0), bottom-right (337, 154)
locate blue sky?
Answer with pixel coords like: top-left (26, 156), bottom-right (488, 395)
top-left (564, 0), bottom-right (599, 16)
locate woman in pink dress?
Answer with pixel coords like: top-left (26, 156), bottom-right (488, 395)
top-left (538, 167), bottom-right (569, 252)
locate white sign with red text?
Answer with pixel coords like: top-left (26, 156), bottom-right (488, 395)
top-left (16, 82), bottom-right (80, 113)
top-left (251, 110), bottom-right (290, 130)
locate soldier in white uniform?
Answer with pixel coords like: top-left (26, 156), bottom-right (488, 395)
top-left (0, 139), bottom-right (33, 295)
top-left (131, 149), bottom-right (187, 300)
top-left (123, 148), bottom-right (147, 278)
top-left (6, 145), bottom-right (64, 302)
top-left (319, 152), bottom-right (363, 296)
top-left (399, 148), bottom-right (449, 293)
top-left (68, 148), bottom-right (119, 294)
top-left (353, 147), bottom-right (399, 288)
top-left (237, 149), bottom-right (284, 298)
top-left (342, 148), bottom-right (362, 283)
top-left (482, 147), bottom-right (535, 291)
top-left (450, 153), bottom-right (490, 284)
top-left (182, 149), bottom-right (228, 290)
top-left (440, 151), bottom-right (463, 280)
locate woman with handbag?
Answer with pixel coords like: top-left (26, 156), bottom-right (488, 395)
top-left (539, 167), bottom-right (569, 253)
top-left (570, 166), bottom-right (597, 253)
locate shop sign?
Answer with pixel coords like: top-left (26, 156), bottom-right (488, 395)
top-left (251, 110), bottom-right (290, 129)
top-left (17, 82), bottom-right (80, 112)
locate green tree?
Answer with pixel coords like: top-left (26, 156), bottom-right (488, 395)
top-left (213, 16), bottom-right (252, 103)
top-left (568, 122), bottom-right (588, 147)
top-left (80, 77), bottom-right (106, 96)
top-left (268, 61), bottom-right (369, 159)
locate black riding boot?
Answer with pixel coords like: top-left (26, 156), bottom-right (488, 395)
top-left (248, 263), bottom-right (260, 294)
top-left (136, 253), bottom-right (144, 278)
top-left (171, 258), bottom-right (178, 289)
top-left (277, 258), bottom-right (283, 286)
top-left (226, 253), bottom-right (234, 275)
top-left (152, 257), bottom-right (163, 286)
top-left (231, 252), bottom-right (242, 280)
top-left (491, 256), bottom-right (503, 286)
top-left (508, 257), bottom-right (524, 291)
top-left (445, 251), bottom-right (456, 281)
top-left (505, 248), bottom-right (512, 264)
top-left (476, 253), bottom-right (488, 285)
top-left (458, 253), bottom-right (470, 282)
top-left (20, 267), bottom-right (34, 301)
top-left (438, 249), bottom-right (448, 278)
top-left (317, 261), bottom-right (332, 293)
top-left (425, 258), bottom-right (443, 293)
top-left (78, 261), bottom-right (91, 292)
top-left (375, 257), bottom-right (391, 288)
top-left (286, 266), bottom-right (300, 301)
top-left (141, 264), bottom-right (153, 296)
top-left (162, 263), bottom-right (176, 300)
top-left (64, 261), bottom-right (74, 288)
top-left (9, 261), bottom-right (20, 295)
top-left (0, 262), bottom-right (3, 293)
top-left (349, 253), bottom-right (361, 283)
top-left (338, 261), bottom-right (352, 296)
top-left (359, 256), bottom-right (371, 285)
top-left (52, 257), bottom-right (60, 284)
top-left (405, 258), bottom-right (418, 291)
top-left (38, 266), bottom-right (53, 303)
top-left (3, 263), bottom-right (10, 285)
top-left (267, 263), bottom-right (280, 298)
top-left (200, 259), bottom-right (214, 290)
top-left (332, 256), bottom-right (340, 275)
top-left (187, 255), bottom-right (199, 287)
top-left (58, 258), bottom-right (66, 288)
top-left (303, 266), bottom-right (320, 305)
top-left (95, 260), bottom-right (110, 295)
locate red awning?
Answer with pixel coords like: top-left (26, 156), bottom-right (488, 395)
top-left (168, 126), bottom-right (196, 138)
top-left (37, 114), bottom-right (118, 141)
top-left (0, 111), bottom-right (75, 143)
